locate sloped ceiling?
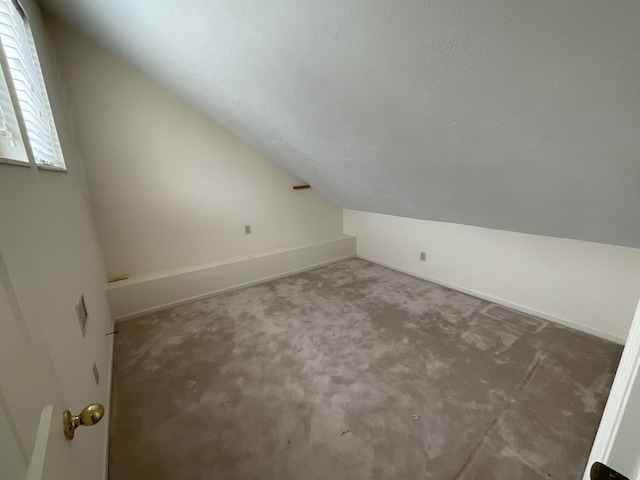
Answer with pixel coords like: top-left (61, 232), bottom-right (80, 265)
top-left (39, 0), bottom-right (640, 248)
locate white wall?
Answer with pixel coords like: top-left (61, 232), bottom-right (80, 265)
top-left (46, 18), bottom-right (344, 280)
top-left (39, 0), bottom-right (640, 250)
top-left (0, 2), bottom-right (113, 479)
top-left (344, 210), bottom-right (640, 343)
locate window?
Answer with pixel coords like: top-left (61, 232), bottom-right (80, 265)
top-left (0, 0), bottom-right (65, 169)
top-left (0, 44), bottom-right (28, 165)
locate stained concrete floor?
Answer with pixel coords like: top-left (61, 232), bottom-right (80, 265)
top-left (109, 259), bottom-right (622, 480)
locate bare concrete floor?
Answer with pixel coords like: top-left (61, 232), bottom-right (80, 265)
top-left (109, 259), bottom-right (622, 480)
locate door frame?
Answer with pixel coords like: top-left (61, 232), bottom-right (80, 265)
top-left (583, 299), bottom-right (640, 480)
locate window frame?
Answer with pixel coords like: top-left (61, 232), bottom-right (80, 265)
top-left (0, 30), bottom-right (31, 168)
top-left (0, 0), bottom-right (66, 172)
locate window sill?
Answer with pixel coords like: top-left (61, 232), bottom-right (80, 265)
top-left (37, 164), bottom-right (67, 173)
top-left (0, 157), bottom-right (31, 168)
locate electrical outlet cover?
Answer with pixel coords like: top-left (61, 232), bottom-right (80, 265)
top-left (420, 252), bottom-right (427, 261)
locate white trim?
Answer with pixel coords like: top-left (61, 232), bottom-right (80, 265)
top-left (107, 235), bottom-right (354, 288)
top-left (357, 254), bottom-right (626, 344)
top-left (36, 163), bottom-right (66, 172)
top-left (108, 236), bottom-right (356, 322)
top-left (0, 157), bottom-right (30, 167)
top-left (582, 299), bottom-right (640, 480)
top-left (25, 404), bottom-right (53, 480)
top-left (102, 332), bottom-right (114, 480)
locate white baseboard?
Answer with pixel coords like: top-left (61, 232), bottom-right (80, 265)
top-left (358, 254), bottom-right (626, 344)
top-left (108, 236), bottom-right (356, 322)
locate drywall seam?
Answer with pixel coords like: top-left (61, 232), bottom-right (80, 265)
top-left (358, 254), bottom-right (625, 344)
top-left (109, 236), bottom-right (356, 322)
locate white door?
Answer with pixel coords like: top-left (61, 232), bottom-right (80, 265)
top-left (0, 249), bottom-right (87, 480)
top-left (583, 299), bottom-right (640, 480)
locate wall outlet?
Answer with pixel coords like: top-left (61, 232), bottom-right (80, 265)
top-left (92, 361), bottom-right (100, 385)
top-left (420, 251), bottom-right (426, 262)
top-left (244, 225), bottom-right (251, 235)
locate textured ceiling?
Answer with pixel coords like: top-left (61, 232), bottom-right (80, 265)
top-left (39, 0), bottom-right (640, 248)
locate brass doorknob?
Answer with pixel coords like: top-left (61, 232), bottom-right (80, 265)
top-left (62, 403), bottom-right (105, 440)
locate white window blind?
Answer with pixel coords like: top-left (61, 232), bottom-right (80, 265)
top-left (0, 0), bottom-right (64, 168)
top-left (0, 49), bottom-right (28, 164)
